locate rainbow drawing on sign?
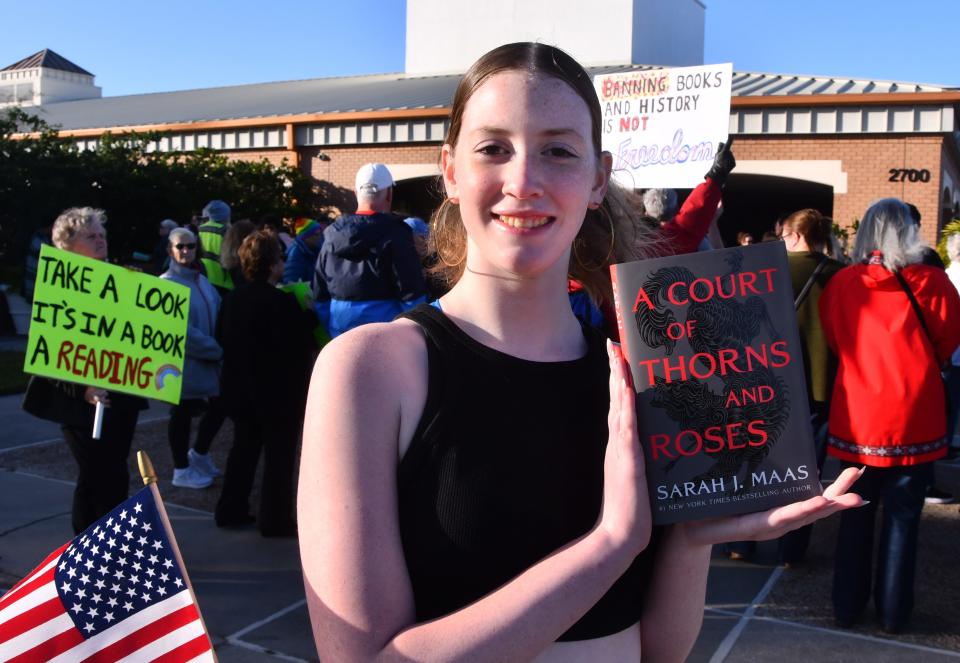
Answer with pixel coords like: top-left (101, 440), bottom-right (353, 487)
top-left (155, 364), bottom-right (181, 391)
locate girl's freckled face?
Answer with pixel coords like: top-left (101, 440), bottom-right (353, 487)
top-left (442, 71), bottom-right (606, 279)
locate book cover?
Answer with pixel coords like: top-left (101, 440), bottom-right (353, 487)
top-left (610, 242), bottom-right (822, 525)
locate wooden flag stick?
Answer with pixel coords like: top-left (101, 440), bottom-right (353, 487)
top-left (137, 449), bottom-right (219, 660)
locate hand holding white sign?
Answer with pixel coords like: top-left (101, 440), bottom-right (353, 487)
top-left (595, 63), bottom-right (733, 189)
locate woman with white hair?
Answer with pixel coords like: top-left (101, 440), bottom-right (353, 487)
top-left (24, 208), bottom-right (147, 533)
top-left (160, 227), bottom-right (225, 489)
top-left (820, 198), bottom-right (960, 632)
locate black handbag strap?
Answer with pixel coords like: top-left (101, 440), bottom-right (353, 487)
top-left (893, 270), bottom-right (945, 371)
top-left (893, 270), bottom-right (932, 341)
top-left (794, 254), bottom-right (828, 310)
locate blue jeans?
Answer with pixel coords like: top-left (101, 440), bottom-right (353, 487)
top-left (832, 462), bottom-right (934, 629)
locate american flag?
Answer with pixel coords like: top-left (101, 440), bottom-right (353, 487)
top-left (0, 486), bottom-right (214, 662)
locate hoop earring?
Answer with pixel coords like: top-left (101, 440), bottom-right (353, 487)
top-left (573, 205), bottom-right (616, 272)
top-left (435, 198), bottom-right (466, 268)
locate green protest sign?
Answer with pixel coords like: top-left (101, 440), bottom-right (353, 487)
top-left (278, 281), bottom-right (331, 348)
top-left (23, 244), bottom-right (190, 404)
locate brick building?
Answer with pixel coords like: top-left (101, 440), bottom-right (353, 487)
top-left (7, 0), bottom-right (960, 246)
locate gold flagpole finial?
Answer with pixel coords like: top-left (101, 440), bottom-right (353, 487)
top-left (137, 450), bottom-right (158, 486)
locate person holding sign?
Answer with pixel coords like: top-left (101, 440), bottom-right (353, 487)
top-left (25, 208), bottom-right (147, 534)
top-left (298, 42), bottom-right (865, 662)
top-left (160, 227), bottom-right (225, 489)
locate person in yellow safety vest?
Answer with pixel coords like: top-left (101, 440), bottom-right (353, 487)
top-left (198, 199), bottom-right (233, 294)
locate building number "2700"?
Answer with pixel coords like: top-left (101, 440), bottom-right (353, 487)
top-left (888, 168), bottom-right (931, 183)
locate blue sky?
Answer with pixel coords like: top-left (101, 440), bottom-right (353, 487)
top-left (4, 0), bottom-right (957, 97)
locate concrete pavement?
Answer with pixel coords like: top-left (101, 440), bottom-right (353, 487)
top-left (1, 391), bottom-right (958, 661)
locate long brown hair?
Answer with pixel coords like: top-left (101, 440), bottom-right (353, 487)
top-left (428, 42), bottom-right (654, 306)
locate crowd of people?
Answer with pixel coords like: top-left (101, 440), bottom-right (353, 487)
top-left (19, 41), bottom-right (960, 659)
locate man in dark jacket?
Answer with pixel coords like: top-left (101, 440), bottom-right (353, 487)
top-left (313, 163), bottom-right (427, 337)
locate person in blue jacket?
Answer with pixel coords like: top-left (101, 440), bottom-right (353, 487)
top-left (282, 218), bottom-right (324, 284)
top-left (160, 227), bottom-right (226, 489)
top-left (312, 163), bottom-right (427, 337)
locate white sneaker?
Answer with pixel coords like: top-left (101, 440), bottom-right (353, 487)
top-left (188, 449), bottom-right (222, 478)
top-left (172, 466), bottom-right (213, 489)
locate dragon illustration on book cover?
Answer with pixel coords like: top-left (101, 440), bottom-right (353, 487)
top-left (633, 251), bottom-right (791, 492)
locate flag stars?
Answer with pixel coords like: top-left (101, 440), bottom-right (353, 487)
top-left (144, 580), bottom-right (154, 590)
top-left (120, 544), bottom-right (130, 555)
top-left (117, 557), bottom-right (128, 568)
top-left (84, 622), bottom-right (95, 633)
top-left (148, 554), bottom-right (159, 565)
top-left (66, 567), bottom-right (77, 579)
top-left (174, 578), bottom-right (184, 588)
top-left (71, 603), bottom-right (83, 614)
top-left (107, 596), bottom-right (118, 608)
top-left (134, 549), bottom-right (144, 560)
top-left (129, 574), bottom-right (139, 585)
top-left (159, 573), bottom-right (169, 583)
top-left (132, 562), bottom-right (142, 572)
top-left (76, 588), bottom-right (87, 599)
top-left (151, 540), bottom-right (163, 551)
top-left (60, 582), bottom-right (72, 594)
top-left (123, 530), bottom-right (133, 541)
top-left (87, 606), bottom-right (98, 618)
top-left (141, 591), bottom-right (151, 602)
top-left (129, 517), bottom-right (138, 528)
top-left (103, 552), bottom-right (113, 563)
top-left (94, 578), bottom-right (106, 590)
top-left (145, 568), bottom-right (155, 578)
top-left (157, 586), bottom-right (167, 597)
top-left (113, 569), bottom-right (125, 580)
top-left (107, 537), bottom-right (117, 548)
top-left (123, 601), bottom-right (134, 611)
top-left (104, 612), bottom-right (115, 623)
top-left (126, 587), bottom-right (137, 598)
top-left (138, 536), bottom-right (148, 546)
top-left (90, 545), bottom-right (100, 555)
top-left (79, 573), bottom-right (90, 585)
top-left (119, 510), bottom-right (128, 521)
top-left (98, 565), bottom-right (109, 576)
top-left (134, 503), bottom-right (142, 514)
top-left (163, 559), bottom-right (173, 569)
top-left (111, 581), bottom-right (122, 592)
top-left (112, 523), bottom-right (121, 534)
top-left (142, 522), bottom-right (152, 533)
top-left (91, 593), bottom-right (102, 604)
top-left (84, 559), bottom-right (95, 571)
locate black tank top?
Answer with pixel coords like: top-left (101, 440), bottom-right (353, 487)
top-left (397, 304), bottom-right (658, 642)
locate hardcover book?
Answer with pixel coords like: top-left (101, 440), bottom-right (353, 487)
top-left (610, 242), bottom-right (822, 525)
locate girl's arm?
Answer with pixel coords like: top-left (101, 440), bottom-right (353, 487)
top-left (298, 328), bottom-right (651, 662)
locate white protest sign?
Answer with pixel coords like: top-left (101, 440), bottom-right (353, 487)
top-left (595, 63), bottom-right (733, 189)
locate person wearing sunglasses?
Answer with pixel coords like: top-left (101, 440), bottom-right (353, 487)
top-left (160, 227), bottom-right (226, 489)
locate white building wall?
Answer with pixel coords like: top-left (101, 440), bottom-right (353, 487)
top-left (405, 0), bottom-right (703, 74)
top-left (0, 66), bottom-right (100, 107)
top-left (631, 0), bottom-right (704, 66)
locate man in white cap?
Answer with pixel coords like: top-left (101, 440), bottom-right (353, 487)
top-left (313, 163), bottom-right (427, 337)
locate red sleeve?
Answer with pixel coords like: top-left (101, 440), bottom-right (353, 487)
top-left (920, 270), bottom-right (960, 364)
top-left (658, 178), bottom-right (723, 255)
top-left (818, 274), bottom-right (841, 355)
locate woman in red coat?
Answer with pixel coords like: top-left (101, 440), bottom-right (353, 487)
top-left (820, 198), bottom-right (960, 633)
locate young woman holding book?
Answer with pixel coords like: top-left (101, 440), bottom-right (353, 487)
top-left (298, 42), bottom-right (864, 662)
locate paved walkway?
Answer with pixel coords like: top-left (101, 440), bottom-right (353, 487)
top-left (1, 392), bottom-right (957, 662)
